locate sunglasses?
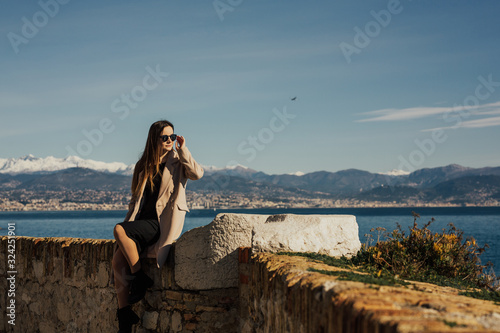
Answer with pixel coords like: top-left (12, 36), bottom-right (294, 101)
top-left (160, 134), bottom-right (177, 142)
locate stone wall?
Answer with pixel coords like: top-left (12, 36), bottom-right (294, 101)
top-left (0, 236), bottom-right (239, 333)
top-left (241, 251), bottom-right (500, 333)
top-left (3, 213), bottom-right (496, 332)
top-left (0, 213), bottom-right (362, 333)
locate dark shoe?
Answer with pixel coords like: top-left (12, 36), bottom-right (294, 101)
top-left (127, 269), bottom-right (154, 304)
top-left (116, 305), bottom-right (140, 333)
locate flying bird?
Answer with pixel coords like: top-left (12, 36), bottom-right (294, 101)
top-left (291, 96), bottom-right (297, 101)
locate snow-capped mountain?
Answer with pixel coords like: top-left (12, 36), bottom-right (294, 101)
top-left (2, 156), bottom-right (500, 206)
top-left (0, 155), bottom-right (135, 175)
top-left (202, 163), bottom-right (251, 173)
top-left (0, 155), bottom-right (257, 177)
top-left (377, 169), bottom-right (411, 176)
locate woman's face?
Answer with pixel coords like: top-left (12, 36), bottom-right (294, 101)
top-left (159, 126), bottom-right (175, 152)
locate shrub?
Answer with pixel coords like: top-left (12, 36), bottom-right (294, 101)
top-left (281, 212), bottom-right (500, 300)
top-left (353, 212), bottom-right (498, 290)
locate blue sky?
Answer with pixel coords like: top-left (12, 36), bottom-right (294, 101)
top-left (1, 0), bottom-right (500, 175)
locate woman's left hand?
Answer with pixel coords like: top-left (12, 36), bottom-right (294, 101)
top-left (176, 135), bottom-right (186, 150)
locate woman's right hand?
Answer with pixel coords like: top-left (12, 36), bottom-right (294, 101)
top-left (176, 135), bottom-right (186, 150)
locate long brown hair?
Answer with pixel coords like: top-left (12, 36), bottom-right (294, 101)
top-left (131, 120), bottom-right (174, 199)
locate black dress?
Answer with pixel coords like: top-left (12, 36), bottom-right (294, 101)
top-left (117, 163), bottom-right (165, 254)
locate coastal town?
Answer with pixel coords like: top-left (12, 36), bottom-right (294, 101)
top-left (1, 156), bottom-right (499, 212)
top-left (0, 189), bottom-right (498, 211)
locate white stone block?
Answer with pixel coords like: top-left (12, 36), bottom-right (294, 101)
top-left (252, 214), bottom-right (361, 258)
top-left (174, 213), bottom-right (361, 290)
top-left (174, 213), bottom-right (268, 290)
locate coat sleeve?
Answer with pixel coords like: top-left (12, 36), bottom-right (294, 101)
top-left (177, 146), bottom-right (204, 180)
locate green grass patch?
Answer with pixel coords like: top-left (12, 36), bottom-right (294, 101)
top-left (307, 267), bottom-right (410, 287)
top-left (442, 320), bottom-right (466, 328)
top-left (459, 289), bottom-right (500, 304)
top-left (277, 251), bottom-right (353, 269)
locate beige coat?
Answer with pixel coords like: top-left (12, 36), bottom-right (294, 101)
top-left (124, 146), bottom-right (204, 268)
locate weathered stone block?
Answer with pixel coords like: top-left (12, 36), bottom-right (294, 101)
top-left (145, 290), bottom-right (163, 308)
top-left (252, 214), bottom-right (361, 257)
top-left (56, 302), bottom-right (71, 322)
top-left (175, 213), bottom-right (268, 290)
top-left (96, 262), bottom-right (109, 287)
top-left (164, 290), bottom-right (184, 301)
top-left (142, 311), bottom-right (159, 330)
top-left (171, 311), bottom-right (183, 332)
top-left (33, 261), bottom-right (44, 281)
top-left (159, 310), bottom-right (171, 332)
top-left (185, 322), bottom-right (197, 330)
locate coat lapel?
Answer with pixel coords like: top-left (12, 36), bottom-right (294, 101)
top-left (158, 150), bottom-right (179, 200)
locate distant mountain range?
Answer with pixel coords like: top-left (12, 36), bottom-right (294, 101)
top-left (0, 154), bottom-right (134, 175)
top-left (195, 163), bottom-right (500, 195)
top-left (0, 154), bottom-right (399, 178)
top-left (1, 155), bottom-right (500, 205)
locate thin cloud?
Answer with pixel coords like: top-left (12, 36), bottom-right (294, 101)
top-left (479, 108), bottom-right (500, 116)
top-left (423, 116), bottom-right (500, 132)
top-left (357, 101), bottom-right (500, 123)
top-left (357, 106), bottom-right (450, 122)
top-left (461, 116), bottom-right (500, 128)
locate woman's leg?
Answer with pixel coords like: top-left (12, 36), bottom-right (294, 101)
top-left (113, 224), bottom-right (141, 273)
top-left (113, 247), bottom-right (140, 331)
top-left (112, 247), bottom-right (131, 309)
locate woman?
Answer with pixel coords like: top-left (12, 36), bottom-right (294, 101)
top-left (112, 120), bottom-right (203, 332)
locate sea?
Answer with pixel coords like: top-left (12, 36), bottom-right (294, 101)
top-left (1, 207), bottom-right (499, 275)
